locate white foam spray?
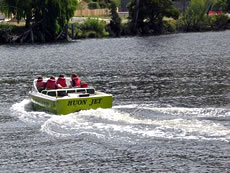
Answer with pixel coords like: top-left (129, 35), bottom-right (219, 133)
top-left (11, 100), bottom-right (230, 142)
top-left (11, 99), bottom-right (53, 125)
top-left (41, 106), bottom-right (230, 142)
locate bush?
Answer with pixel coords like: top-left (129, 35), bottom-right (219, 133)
top-left (88, 2), bottom-right (100, 9)
top-left (0, 24), bottom-right (26, 43)
top-left (210, 14), bottom-right (229, 30)
top-left (99, 2), bottom-right (107, 8)
top-left (0, 24), bottom-right (14, 32)
top-left (68, 23), bottom-right (81, 38)
top-left (175, 17), bottom-right (186, 31)
top-left (176, 14), bottom-right (211, 32)
top-left (0, 24), bottom-right (12, 43)
top-left (177, 0), bottom-right (212, 32)
top-left (163, 20), bottom-right (176, 33)
top-left (74, 18), bottom-right (108, 38)
top-left (85, 31), bottom-right (97, 38)
top-left (120, 23), bottom-right (132, 36)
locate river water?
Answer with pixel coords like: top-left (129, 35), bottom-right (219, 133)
top-left (0, 31), bottom-right (230, 172)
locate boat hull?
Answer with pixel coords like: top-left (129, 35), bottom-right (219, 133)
top-left (31, 93), bottom-right (113, 115)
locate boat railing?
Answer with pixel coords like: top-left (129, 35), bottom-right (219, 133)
top-left (41, 88), bottom-right (95, 97)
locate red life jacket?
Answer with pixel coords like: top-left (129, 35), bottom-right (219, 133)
top-left (71, 77), bottom-right (81, 87)
top-left (81, 83), bottom-right (88, 88)
top-left (56, 77), bottom-right (67, 87)
top-left (36, 79), bottom-right (45, 89)
top-left (46, 79), bottom-right (56, 89)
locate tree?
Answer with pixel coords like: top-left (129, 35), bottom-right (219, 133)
top-left (0, 0), bottom-right (78, 42)
top-left (127, 0), bottom-right (180, 35)
top-left (178, 0), bottom-right (224, 31)
top-left (108, 1), bottom-right (121, 37)
top-left (212, 0), bottom-right (228, 11)
top-left (227, 0), bottom-right (230, 12)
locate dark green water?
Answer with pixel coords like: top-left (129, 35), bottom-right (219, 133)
top-left (0, 31), bottom-right (230, 172)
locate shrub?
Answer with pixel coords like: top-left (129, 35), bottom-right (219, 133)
top-left (68, 23), bottom-right (81, 38)
top-left (210, 14), bottom-right (229, 30)
top-left (176, 14), bottom-right (211, 32)
top-left (0, 24), bottom-right (26, 43)
top-left (175, 17), bottom-right (186, 31)
top-left (85, 31), bottom-right (97, 38)
top-left (99, 2), bottom-right (107, 8)
top-left (177, 0), bottom-right (212, 32)
top-left (0, 24), bottom-right (12, 43)
top-left (74, 18), bottom-right (108, 38)
top-left (120, 23), bottom-right (132, 36)
top-left (0, 24), bottom-right (14, 32)
top-left (163, 20), bottom-right (176, 33)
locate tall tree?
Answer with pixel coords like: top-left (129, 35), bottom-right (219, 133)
top-left (108, 0), bottom-right (121, 37)
top-left (227, 0), bottom-right (230, 12)
top-left (179, 0), bottom-right (224, 31)
top-left (211, 0), bottom-right (228, 11)
top-left (128, 0), bottom-right (180, 34)
top-left (1, 0), bottom-right (78, 41)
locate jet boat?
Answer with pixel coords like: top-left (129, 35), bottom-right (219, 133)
top-left (30, 77), bottom-right (113, 115)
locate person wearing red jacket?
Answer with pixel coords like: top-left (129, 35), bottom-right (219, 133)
top-left (46, 76), bottom-right (58, 90)
top-left (56, 74), bottom-right (67, 88)
top-left (36, 77), bottom-right (46, 92)
top-left (80, 81), bottom-right (88, 88)
top-left (70, 73), bottom-right (81, 88)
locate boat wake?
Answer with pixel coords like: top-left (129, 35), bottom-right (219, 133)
top-left (11, 99), bottom-right (53, 125)
top-left (11, 99), bottom-right (230, 143)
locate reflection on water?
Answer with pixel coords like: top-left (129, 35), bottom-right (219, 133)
top-left (1, 31), bottom-right (230, 172)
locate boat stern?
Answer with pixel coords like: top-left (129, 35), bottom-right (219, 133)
top-left (55, 94), bottom-right (113, 115)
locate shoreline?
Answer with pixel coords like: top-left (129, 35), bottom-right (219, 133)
top-left (0, 25), bottom-right (230, 45)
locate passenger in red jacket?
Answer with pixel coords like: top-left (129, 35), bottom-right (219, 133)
top-left (46, 76), bottom-right (58, 90)
top-left (56, 74), bottom-right (67, 88)
top-left (80, 81), bottom-right (88, 88)
top-left (36, 77), bottom-right (46, 92)
top-left (70, 73), bottom-right (81, 88)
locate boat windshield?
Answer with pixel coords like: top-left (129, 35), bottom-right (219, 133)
top-left (41, 88), bottom-right (95, 97)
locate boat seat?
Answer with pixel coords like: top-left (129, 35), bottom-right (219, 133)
top-left (41, 90), bottom-right (47, 95)
top-left (57, 90), bottom-right (67, 97)
top-left (76, 89), bottom-right (86, 93)
top-left (87, 88), bottom-right (95, 94)
top-left (47, 91), bottom-right (56, 97)
top-left (67, 90), bottom-right (75, 93)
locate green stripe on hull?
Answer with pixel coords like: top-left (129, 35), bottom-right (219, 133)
top-left (31, 95), bottom-right (113, 115)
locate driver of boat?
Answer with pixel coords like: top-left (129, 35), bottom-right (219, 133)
top-left (46, 76), bottom-right (62, 90)
top-left (56, 74), bottom-right (67, 88)
top-left (69, 73), bottom-right (81, 88)
top-left (36, 76), bottom-right (46, 92)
